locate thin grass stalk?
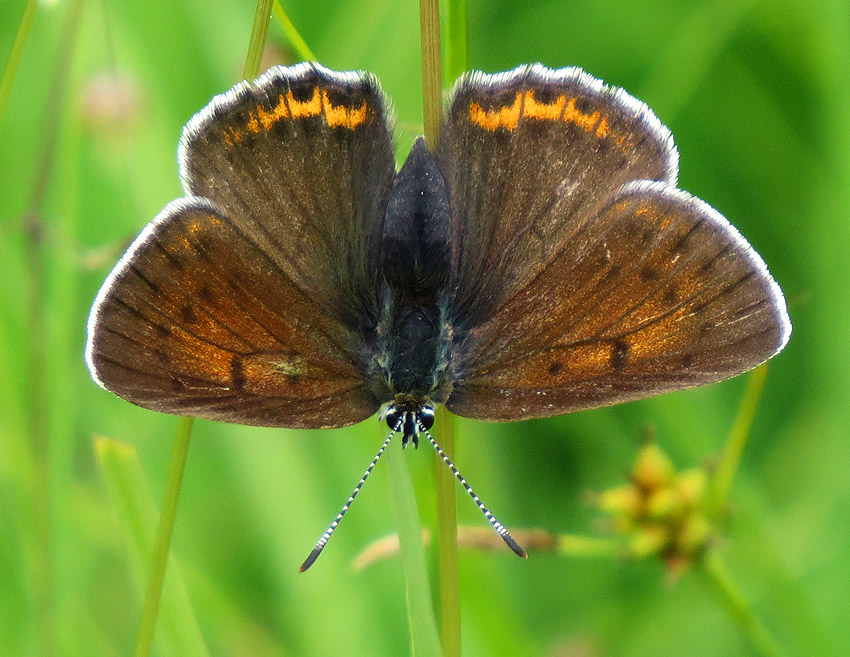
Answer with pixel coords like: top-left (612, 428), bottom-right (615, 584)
top-left (0, 0), bottom-right (38, 130)
top-left (134, 417), bottom-right (194, 657)
top-left (272, 1), bottom-right (316, 62)
top-left (134, 2), bottom-right (274, 652)
top-left (433, 406), bottom-right (460, 657)
top-left (709, 363), bottom-right (768, 516)
top-left (420, 0), bottom-right (443, 149)
top-left (420, 1), bottom-right (463, 654)
top-left (386, 435), bottom-right (443, 657)
top-left (244, 0), bottom-right (274, 80)
top-left (444, 0), bottom-right (467, 83)
top-left (697, 548), bottom-right (788, 657)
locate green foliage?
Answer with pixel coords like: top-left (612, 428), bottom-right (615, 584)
top-left (0, 0), bottom-right (845, 655)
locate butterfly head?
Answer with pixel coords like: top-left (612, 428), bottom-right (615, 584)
top-left (384, 402), bottom-right (435, 449)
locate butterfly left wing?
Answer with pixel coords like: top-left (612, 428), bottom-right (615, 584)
top-left (86, 199), bottom-right (381, 428)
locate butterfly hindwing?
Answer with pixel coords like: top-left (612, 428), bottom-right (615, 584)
top-left (86, 199), bottom-right (381, 427)
top-left (445, 181), bottom-right (790, 420)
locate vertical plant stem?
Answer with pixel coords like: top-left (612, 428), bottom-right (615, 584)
top-left (244, 0), bottom-right (274, 80)
top-left (420, 1), bottom-right (461, 653)
top-left (272, 1), bottom-right (316, 62)
top-left (444, 0), bottom-right (467, 82)
top-left (709, 364), bottom-right (768, 516)
top-left (419, 0), bottom-right (443, 149)
top-left (0, 0), bottom-right (38, 129)
top-left (134, 417), bottom-right (194, 657)
top-left (135, 4), bottom-right (273, 653)
top-left (697, 548), bottom-right (787, 657)
top-left (386, 437), bottom-right (443, 657)
top-left (434, 406), bottom-right (461, 657)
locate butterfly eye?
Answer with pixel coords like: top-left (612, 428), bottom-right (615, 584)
top-left (417, 406), bottom-right (435, 431)
top-left (384, 407), bottom-right (403, 431)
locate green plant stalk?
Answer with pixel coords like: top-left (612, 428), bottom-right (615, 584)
top-left (420, 2), bottom-right (462, 653)
top-left (96, 437), bottom-right (209, 657)
top-left (433, 406), bottom-right (461, 657)
top-left (244, 0), bottom-right (274, 80)
top-left (386, 436), bottom-right (443, 657)
top-left (697, 548), bottom-right (787, 657)
top-left (444, 0), bottom-right (467, 82)
top-left (420, 0), bottom-right (443, 149)
top-left (272, 1), bottom-right (316, 61)
top-left (132, 5), bottom-right (274, 650)
top-left (709, 363), bottom-right (768, 516)
top-left (0, 0), bottom-right (37, 130)
top-left (134, 416), bottom-right (195, 657)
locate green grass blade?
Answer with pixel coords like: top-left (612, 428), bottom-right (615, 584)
top-left (244, 0), bottom-right (274, 80)
top-left (697, 548), bottom-right (787, 657)
top-left (709, 363), bottom-right (769, 516)
top-left (386, 436), bottom-right (443, 657)
top-left (0, 0), bottom-right (38, 130)
top-left (272, 1), bottom-right (316, 61)
top-left (433, 407), bottom-right (460, 657)
top-left (444, 0), bottom-right (467, 81)
top-left (420, 0), bottom-right (443, 148)
top-left (94, 433), bottom-right (209, 657)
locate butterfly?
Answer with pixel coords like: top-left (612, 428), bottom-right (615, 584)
top-left (85, 63), bottom-right (790, 569)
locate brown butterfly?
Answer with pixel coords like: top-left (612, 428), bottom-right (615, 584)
top-left (86, 63), bottom-right (790, 569)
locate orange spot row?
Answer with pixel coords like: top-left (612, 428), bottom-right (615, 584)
top-left (468, 90), bottom-right (633, 153)
top-left (221, 85), bottom-right (369, 144)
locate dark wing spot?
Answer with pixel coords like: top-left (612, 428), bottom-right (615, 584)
top-left (681, 354), bottom-right (694, 368)
top-left (181, 304), bottom-right (197, 324)
top-left (603, 264), bottom-right (622, 283)
top-left (640, 267), bottom-right (660, 282)
top-left (170, 377), bottom-right (185, 392)
top-left (198, 284), bottom-right (216, 303)
top-left (663, 284), bottom-right (678, 305)
top-left (230, 355), bottom-right (246, 391)
top-left (155, 324), bottom-right (172, 337)
top-left (191, 235), bottom-right (215, 262)
top-left (548, 361), bottom-right (563, 376)
top-left (611, 340), bottom-right (629, 371)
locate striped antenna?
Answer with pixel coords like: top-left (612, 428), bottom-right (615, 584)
top-left (419, 419), bottom-right (527, 559)
top-left (299, 417), bottom-right (402, 572)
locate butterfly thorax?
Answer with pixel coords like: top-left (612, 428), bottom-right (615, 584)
top-left (373, 137), bottom-right (454, 409)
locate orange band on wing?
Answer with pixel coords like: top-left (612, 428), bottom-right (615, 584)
top-left (467, 88), bottom-right (634, 154)
top-left (469, 93), bottom-right (522, 131)
top-left (220, 85), bottom-right (370, 144)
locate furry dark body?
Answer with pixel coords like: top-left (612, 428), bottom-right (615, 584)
top-left (373, 139), bottom-right (454, 413)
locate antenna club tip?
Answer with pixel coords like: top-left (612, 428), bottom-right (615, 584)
top-left (300, 547), bottom-right (323, 572)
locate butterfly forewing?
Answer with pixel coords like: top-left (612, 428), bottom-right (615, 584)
top-left (445, 180), bottom-right (790, 421)
top-left (179, 63), bottom-right (395, 326)
top-left (435, 64), bottom-right (678, 326)
top-left (87, 199), bottom-right (380, 427)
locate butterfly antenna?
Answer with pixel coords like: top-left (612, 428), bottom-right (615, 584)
top-left (299, 419), bottom-right (402, 572)
top-left (419, 420), bottom-right (527, 559)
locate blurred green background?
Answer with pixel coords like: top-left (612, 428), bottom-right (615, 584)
top-left (1, 0), bottom-right (846, 655)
